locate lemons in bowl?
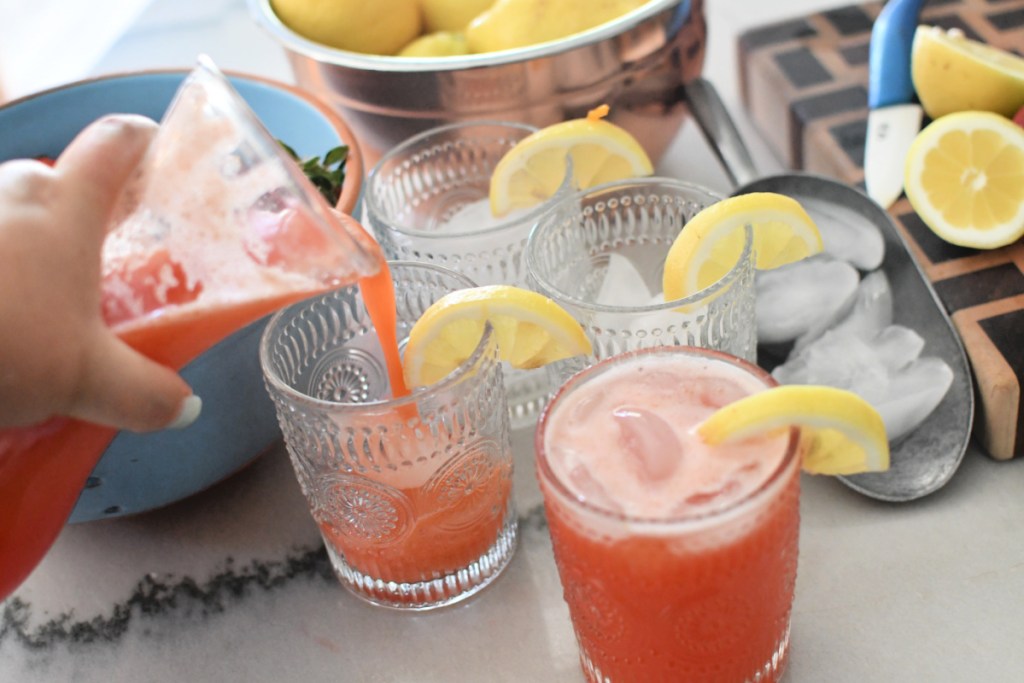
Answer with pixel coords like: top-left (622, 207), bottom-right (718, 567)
top-left (270, 0), bottom-right (656, 57)
top-left (466, 0), bottom-right (649, 54)
top-left (270, 0), bottom-right (422, 54)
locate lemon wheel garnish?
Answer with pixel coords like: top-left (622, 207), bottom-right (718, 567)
top-left (696, 385), bottom-right (890, 476)
top-left (911, 25), bottom-right (1024, 120)
top-left (488, 105), bottom-right (654, 217)
top-left (904, 111), bottom-right (1024, 250)
top-left (402, 285), bottom-right (592, 388)
top-left (662, 192), bottom-right (824, 300)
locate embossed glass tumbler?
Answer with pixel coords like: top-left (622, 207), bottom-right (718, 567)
top-left (366, 121), bottom-right (573, 428)
top-left (525, 178), bottom-right (757, 376)
top-left (260, 262), bottom-right (517, 610)
top-left (536, 346), bottom-right (801, 683)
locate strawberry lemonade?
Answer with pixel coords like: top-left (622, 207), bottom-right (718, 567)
top-left (536, 346), bottom-right (801, 683)
top-left (259, 262), bottom-right (520, 610)
top-left (0, 60), bottom-right (382, 601)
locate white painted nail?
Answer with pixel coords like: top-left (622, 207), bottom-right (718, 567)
top-left (166, 395), bottom-right (202, 430)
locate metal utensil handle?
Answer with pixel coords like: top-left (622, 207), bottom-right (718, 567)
top-left (683, 77), bottom-right (760, 188)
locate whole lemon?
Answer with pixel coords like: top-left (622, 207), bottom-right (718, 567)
top-left (466, 0), bottom-right (648, 54)
top-left (911, 25), bottom-right (1024, 119)
top-left (420, 0), bottom-right (494, 33)
top-left (398, 32), bottom-right (471, 58)
top-left (271, 0), bottom-right (422, 55)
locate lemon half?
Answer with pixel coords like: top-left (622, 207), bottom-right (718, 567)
top-left (912, 25), bottom-right (1024, 120)
top-left (402, 285), bottom-right (592, 387)
top-left (697, 385), bottom-right (890, 476)
top-left (904, 111), bottom-right (1024, 250)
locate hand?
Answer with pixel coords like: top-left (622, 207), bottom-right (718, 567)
top-left (0, 115), bottom-right (198, 432)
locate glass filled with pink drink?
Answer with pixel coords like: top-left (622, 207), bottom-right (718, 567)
top-left (536, 346), bottom-right (801, 683)
top-left (260, 262), bottom-right (517, 610)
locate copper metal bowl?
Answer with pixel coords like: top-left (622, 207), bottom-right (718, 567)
top-left (248, 0), bottom-right (706, 164)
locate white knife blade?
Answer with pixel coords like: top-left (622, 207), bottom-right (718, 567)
top-left (864, 102), bottom-right (923, 210)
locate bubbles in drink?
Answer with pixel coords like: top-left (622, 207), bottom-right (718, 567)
top-left (636, 366), bottom-right (682, 396)
top-left (567, 461), bottom-right (623, 513)
top-left (612, 406), bottom-right (683, 483)
top-left (679, 478), bottom-right (742, 510)
top-left (569, 390), bottom-right (606, 425)
top-left (685, 375), bottom-right (749, 410)
top-left (544, 353), bottom-right (789, 523)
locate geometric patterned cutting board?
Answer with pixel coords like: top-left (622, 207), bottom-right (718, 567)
top-left (738, 0), bottom-right (1024, 459)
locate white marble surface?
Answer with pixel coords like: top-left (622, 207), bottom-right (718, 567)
top-left (3, 1), bottom-right (1024, 681)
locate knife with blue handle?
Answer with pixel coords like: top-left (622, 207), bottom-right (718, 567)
top-left (864, 0), bottom-right (925, 210)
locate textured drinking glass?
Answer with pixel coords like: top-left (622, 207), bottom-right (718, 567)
top-left (536, 346), bottom-right (801, 683)
top-left (260, 262), bottom-right (517, 610)
top-left (365, 121), bottom-right (573, 428)
top-left (525, 178), bottom-right (756, 381)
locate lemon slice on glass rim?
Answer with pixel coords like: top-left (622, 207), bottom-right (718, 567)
top-left (662, 192), bottom-right (824, 301)
top-left (402, 285), bottom-right (592, 388)
top-left (904, 110), bottom-right (1024, 250)
top-left (488, 105), bottom-right (654, 217)
top-left (696, 385), bottom-right (890, 476)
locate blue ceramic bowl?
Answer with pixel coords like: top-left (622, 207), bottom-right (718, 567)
top-left (0, 70), bottom-right (364, 522)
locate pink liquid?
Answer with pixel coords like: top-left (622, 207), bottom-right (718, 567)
top-left (537, 349), bottom-right (800, 683)
top-left (0, 72), bottom-right (394, 601)
top-left (0, 208), bottom-right (385, 602)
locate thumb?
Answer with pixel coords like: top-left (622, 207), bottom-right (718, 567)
top-left (70, 326), bottom-right (200, 433)
top-left (56, 114), bottom-right (159, 244)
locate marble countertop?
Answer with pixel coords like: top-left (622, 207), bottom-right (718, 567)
top-left (3, 1), bottom-right (1024, 681)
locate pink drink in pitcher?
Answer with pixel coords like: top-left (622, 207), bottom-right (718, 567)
top-left (0, 59), bottom-right (384, 601)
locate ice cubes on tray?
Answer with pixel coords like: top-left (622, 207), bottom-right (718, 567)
top-left (755, 258), bottom-right (859, 345)
top-left (764, 258), bottom-right (953, 443)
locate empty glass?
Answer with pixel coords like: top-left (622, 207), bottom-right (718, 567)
top-left (525, 177), bottom-right (756, 383)
top-left (365, 121), bottom-right (574, 428)
top-left (260, 262), bottom-right (517, 610)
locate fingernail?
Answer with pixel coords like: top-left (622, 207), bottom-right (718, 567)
top-left (167, 395), bottom-right (202, 430)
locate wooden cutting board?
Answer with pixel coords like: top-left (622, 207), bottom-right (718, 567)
top-left (738, 0), bottom-right (1024, 460)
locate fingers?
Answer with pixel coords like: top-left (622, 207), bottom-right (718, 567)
top-left (56, 114), bottom-right (158, 243)
top-left (55, 115), bottom-right (189, 433)
top-left (69, 326), bottom-right (200, 433)
top-left (0, 159), bottom-right (55, 204)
